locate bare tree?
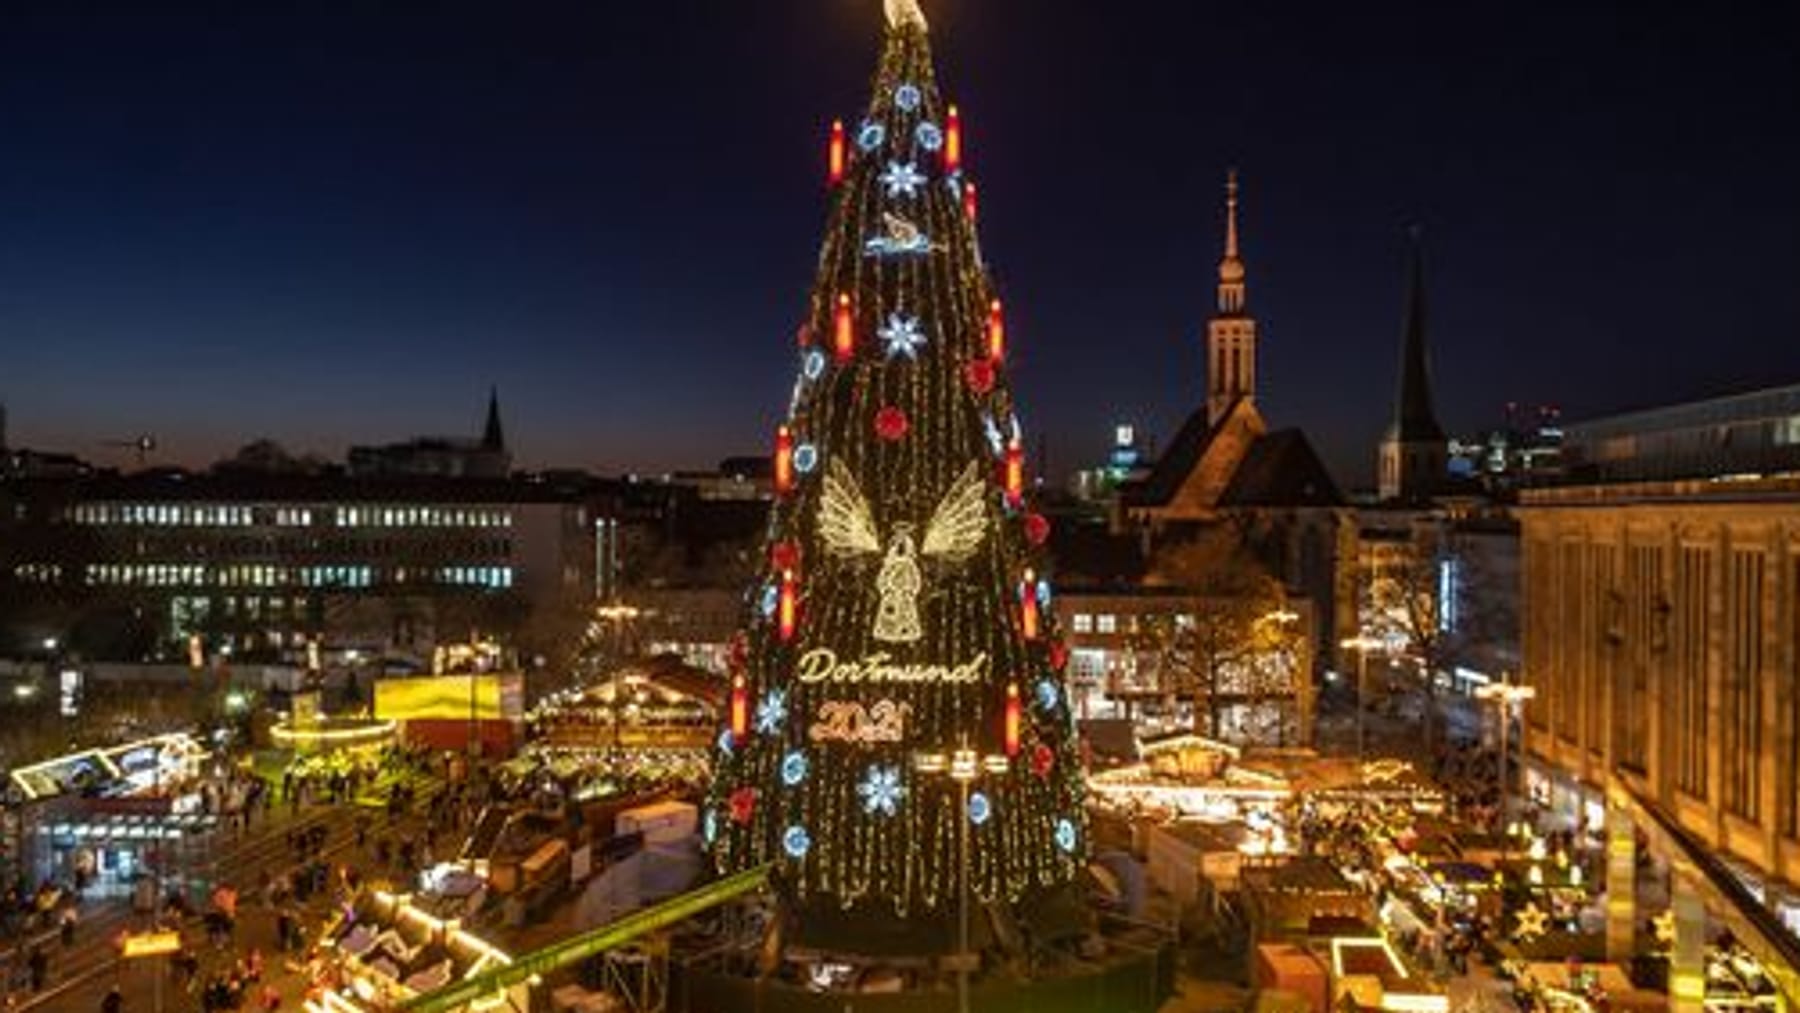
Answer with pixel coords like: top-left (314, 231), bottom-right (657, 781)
top-left (1136, 526), bottom-right (1306, 744)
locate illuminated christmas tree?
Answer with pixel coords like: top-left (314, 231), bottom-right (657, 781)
top-left (705, 0), bottom-right (1086, 951)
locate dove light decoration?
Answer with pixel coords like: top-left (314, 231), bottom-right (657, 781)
top-left (705, 0), bottom-right (1085, 951)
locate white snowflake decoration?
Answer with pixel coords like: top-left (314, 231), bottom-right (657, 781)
top-left (858, 764), bottom-right (906, 816)
top-left (878, 313), bottom-right (927, 360)
top-left (755, 689), bottom-right (788, 735)
top-left (880, 160), bottom-right (927, 199)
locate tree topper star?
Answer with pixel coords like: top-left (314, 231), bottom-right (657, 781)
top-left (880, 160), bottom-right (927, 199)
top-left (878, 313), bottom-right (927, 360)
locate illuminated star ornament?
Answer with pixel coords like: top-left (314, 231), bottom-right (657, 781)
top-left (858, 764), bottom-right (906, 816)
top-left (880, 160), bottom-right (927, 199)
top-left (755, 688), bottom-right (788, 735)
top-left (1652, 909), bottom-right (1676, 947)
top-left (1512, 902), bottom-right (1550, 942)
top-left (878, 313), bottom-right (927, 360)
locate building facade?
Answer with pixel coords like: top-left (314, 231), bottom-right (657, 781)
top-left (0, 472), bottom-right (600, 660)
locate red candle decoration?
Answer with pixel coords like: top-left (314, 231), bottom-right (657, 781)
top-left (986, 299), bottom-right (1006, 362)
top-left (874, 405), bottom-right (910, 442)
top-left (1019, 571), bottom-right (1040, 641)
top-left (778, 569), bottom-right (799, 642)
top-left (1003, 440), bottom-right (1025, 505)
top-left (963, 358), bottom-right (995, 395)
top-left (962, 180), bottom-right (979, 223)
top-left (945, 104), bottom-right (963, 172)
top-left (730, 674), bottom-right (750, 743)
top-left (773, 425), bottom-right (795, 495)
top-left (1003, 682), bottom-right (1022, 758)
top-left (833, 293), bottom-right (855, 362)
top-left (827, 119), bottom-right (847, 186)
top-left (1023, 512), bottom-right (1051, 546)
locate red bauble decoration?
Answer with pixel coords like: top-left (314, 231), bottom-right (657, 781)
top-left (728, 632), bottom-right (749, 672)
top-left (964, 358), bottom-right (996, 395)
top-left (729, 786), bottom-right (758, 825)
top-left (1023, 512), bottom-right (1051, 546)
top-left (874, 406), bottom-right (910, 441)
top-left (769, 540), bottom-right (802, 573)
top-left (795, 322), bottom-right (813, 348)
top-left (1047, 640), bottom-right (1069, 671)
top-left (1032, 743), bottom-right (1055, 778)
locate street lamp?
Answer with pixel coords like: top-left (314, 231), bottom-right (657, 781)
top-left (1475, 673), bottom-right (1536, 857)
top-left (913, 743), bottom-right (1008, 1013)
top-left (1339, 634), bottom-right (1383, 768)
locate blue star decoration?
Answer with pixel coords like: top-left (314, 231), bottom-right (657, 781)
top-left (878, 314), bottom-right (927, 361)
top-left (880, 160), bottom-right (927, 199)
top-left (755, 689), bottom-right (788, 735)
top-left (858, 764), bottom-right (906, 816)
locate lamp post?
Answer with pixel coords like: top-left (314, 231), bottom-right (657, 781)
top-left (913, 743), bottom-right (1008, 1013)
top-left (1475, 673), bottom-right (1536, 860)
top-left (1339, 634), bottom-right (1383, 769)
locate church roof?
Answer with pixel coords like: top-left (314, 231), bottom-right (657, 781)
top-left (1120, 398), bottom-right (1238, 509)
top-left (1219, 428), bottom-right (1344, 507)
top-left (1121, 401), bottom-right (1343, 511)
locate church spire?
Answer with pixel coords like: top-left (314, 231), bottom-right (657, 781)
top-left (1205, 170), bottom-right (1258, 427)
top-left (1390, 228), bottom-right (1444, 445)
top-left (1217, 170), bottom-right (1247, 316)
top-left (1377, 227), bottom-right (1448, 501)
top-left (481, 385), bottom-right (505, 452)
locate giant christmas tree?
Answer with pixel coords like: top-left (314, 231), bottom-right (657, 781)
top-left (706, 0), bottom-right (1085, 951)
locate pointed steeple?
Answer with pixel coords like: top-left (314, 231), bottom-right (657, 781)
top-left (1389, 228), bottom-right (1445, 444)
top-left (1377, 227), bottom-right (1448, 501)
top-left (1205, 170), bottom-right (1259, 427)
top-left (1217, 169), bottom-right (1247, 316)
top-left (481, 386), bottom-right (505, 451)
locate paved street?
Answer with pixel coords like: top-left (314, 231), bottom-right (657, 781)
top-left (4, 785), bottom-right (446, 1012)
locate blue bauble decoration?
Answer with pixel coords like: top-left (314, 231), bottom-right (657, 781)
top-left (915, 122), bottom-right (943, 152)
top-left (794, 443), bottom-right (819, 474)
top-left (802, 349), bottom-right (826, 381)
top-left (968, 792), bottom-right (992, 826)
top-left (783, 825), bottom-right (812, 858)
top-left (702, 809), bottom-right (718, 845)
top-left (781, 750), bottom-right (809, 787)
top-left (717, 729), bottom-right (735, 754)
top-left (1055, 818), bottom-right (1078, 853)
top-left (1036, 679), bottom-right (1060, 712)
top-left (857, 119), bottom-right (886, 152)
top-left (895, 83), bottom-right (923, 112)
top-left (758, 583), bottom-right (779, 617)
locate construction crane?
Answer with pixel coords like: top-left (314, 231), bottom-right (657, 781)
top-left (101, 434), bottom-right (157, 468)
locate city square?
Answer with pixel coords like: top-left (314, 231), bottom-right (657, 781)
top-left (1, 2), bottom-right (1797, 1012)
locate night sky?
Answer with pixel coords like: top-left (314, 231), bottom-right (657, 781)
top-left (1, 3), bottom-right (1796, 487)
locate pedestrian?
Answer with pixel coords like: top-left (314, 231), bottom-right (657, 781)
top-left (26, 947), bottom-right (47, 993)
top-left (101, 985), bottom-right (124, 1013)
top-left (59, 906), bottom-right (77, 947)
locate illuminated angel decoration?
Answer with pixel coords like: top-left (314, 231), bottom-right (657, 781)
top-left (819, 458), bottom-right (988, 643)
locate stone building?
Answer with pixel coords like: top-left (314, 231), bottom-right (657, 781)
top-left (1518, 384), bottom-right (1800, 1001)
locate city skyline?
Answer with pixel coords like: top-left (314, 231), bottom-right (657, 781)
top-left (2, 3), bottom-right (1796, 485)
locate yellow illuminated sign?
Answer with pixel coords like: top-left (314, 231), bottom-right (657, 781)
top-left (374, 674), bottom-right (520, 722)
top-left (121, 931), bottom-right (183, 958)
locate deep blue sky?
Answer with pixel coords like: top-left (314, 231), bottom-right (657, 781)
top-left (2, 3), bottom-right (1796, 487)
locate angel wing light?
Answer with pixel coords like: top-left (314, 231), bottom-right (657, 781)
top-left (814, 458), bottom-right (992, 644)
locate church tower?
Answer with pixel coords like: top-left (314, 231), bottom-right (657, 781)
top-left (1377, 229), bottom-right (1447, 501)
top-left (1205, 171), bottom-right (1258, 427)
